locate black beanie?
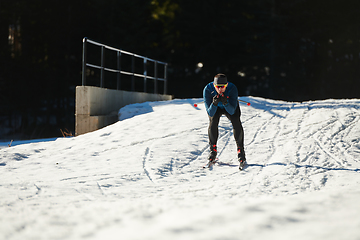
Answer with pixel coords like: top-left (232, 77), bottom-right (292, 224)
top-left (214, 73), bottom-right (227, 85)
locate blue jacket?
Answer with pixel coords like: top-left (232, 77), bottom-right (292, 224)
top-left (203, 82), bottom-right (238, 117)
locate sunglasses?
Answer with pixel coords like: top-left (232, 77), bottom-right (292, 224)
top-left (215, 83), bottom-right (228, 89)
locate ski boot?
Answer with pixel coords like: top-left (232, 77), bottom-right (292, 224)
top-left (237, 147), bottom-right (247, 170)
top-left (206, 144), bottom-right (217, 166)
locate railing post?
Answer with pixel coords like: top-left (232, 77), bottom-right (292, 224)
top-left (82, 37), bottom-right (87, 86)
top-left (164, 64), bottom-right (168, 95)
top-left (100, 45), bottom-right (105, 88)
top-left (117, 51), bottom-right (121, 90)
top-left (131, 55), bottom-right (135, 91)
top-left (143, 58), bottom-right (147, 92)
top-left (154, 61), bottom-right (158, 94)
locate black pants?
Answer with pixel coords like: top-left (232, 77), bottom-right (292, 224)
top-left (208, 106), bottom-right (244, 152)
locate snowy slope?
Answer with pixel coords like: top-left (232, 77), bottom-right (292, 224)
top-left (1, 97), bottom-right (360, 240)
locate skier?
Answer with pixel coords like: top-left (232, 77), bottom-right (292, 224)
top-left (203, 73), bottom-right (246, 169)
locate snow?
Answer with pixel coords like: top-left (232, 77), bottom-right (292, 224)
top-left (0, 138), bottom-right (58, 148)
top-left (1, 96), bottom-right (360, 240)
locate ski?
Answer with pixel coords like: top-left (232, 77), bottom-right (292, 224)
top-left (202, 159), bottom-right (247, 169)
top-left (239, 160), bottom-right (247, 171)
top-left (202, 160), bottom-right (217, 168)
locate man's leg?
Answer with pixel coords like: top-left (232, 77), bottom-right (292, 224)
top-left (225, 106), bottom-right (246, 160)
top-left (208, 108), bottom-right (223, 160)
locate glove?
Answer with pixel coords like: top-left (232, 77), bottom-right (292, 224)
top-left (219, 94), bottom-right (228, 106)
top-left (212, 95), bottom-right (220, 106)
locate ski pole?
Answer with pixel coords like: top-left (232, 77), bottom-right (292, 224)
top-left (193, 101), bottom-right (203, 107)
top-left (239, 99), bottom-right (251, 106)
top-left (193, 99), bottom-right (251, 107)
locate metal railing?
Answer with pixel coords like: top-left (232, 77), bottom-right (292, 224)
top-left (82, 37), bottom-right (168, 94)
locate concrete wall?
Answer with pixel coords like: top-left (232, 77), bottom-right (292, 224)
top-left (75, 86), bottom-right (173, 135)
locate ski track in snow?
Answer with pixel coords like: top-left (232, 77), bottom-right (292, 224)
top-left (1, 97), bottom-right (360, 240)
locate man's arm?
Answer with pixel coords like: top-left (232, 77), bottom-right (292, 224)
top-left (224, 86), bottom-right (238, 115)
top-left (203, 86), bottom-right (218, 117)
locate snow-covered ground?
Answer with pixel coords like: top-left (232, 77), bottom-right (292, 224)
top-left (1, 96), bottom-right (360, 240)
top-left (0, 138), bottom-right (58, 148)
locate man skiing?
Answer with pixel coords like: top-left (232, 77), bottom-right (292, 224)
top-left (203, 73), bottom-right (246, 169)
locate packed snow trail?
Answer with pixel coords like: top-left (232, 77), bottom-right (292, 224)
top-left (1, 97), bottom-right (360, 240)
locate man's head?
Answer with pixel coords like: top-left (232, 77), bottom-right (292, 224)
top-left (214, 73), bottom-right (228, 94)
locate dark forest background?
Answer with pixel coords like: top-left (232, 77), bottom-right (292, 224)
top-left (1, 0), bottom-right (359, 140)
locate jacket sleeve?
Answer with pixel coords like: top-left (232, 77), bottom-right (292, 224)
top-left (224, 85), bottom-right (238, 115)
top-left (203, 86), bottom-right (218, 117)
